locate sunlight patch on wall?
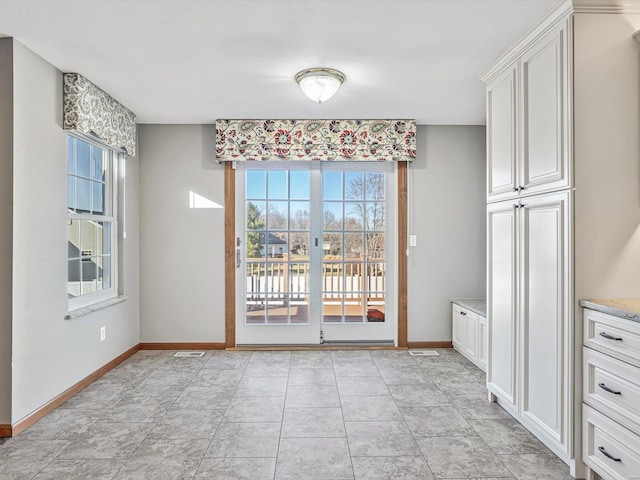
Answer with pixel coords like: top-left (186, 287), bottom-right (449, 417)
top-left (189, 191), bottom-right (222, 209)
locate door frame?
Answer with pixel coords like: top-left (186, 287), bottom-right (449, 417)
top-left (225, 161), bottom-right (408, 348)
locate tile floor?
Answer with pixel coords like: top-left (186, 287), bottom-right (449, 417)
top-left (0, 348), bottom-right (573, 479)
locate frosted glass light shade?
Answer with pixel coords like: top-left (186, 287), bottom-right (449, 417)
top-left (295, 68), bottom-right (346, 103)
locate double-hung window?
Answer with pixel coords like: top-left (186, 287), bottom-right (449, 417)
top-left (67, 135), bottom-right (119, 309)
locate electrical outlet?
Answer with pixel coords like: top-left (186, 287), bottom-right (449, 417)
top-left (100, 326), bottom-right (106, 342)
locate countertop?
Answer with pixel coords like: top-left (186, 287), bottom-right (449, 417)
top-left (451, 298), bottom-right (486, 317)
top-left (580, 299), bottom-right (640, 323)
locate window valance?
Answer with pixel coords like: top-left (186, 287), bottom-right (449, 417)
top-left (216, 119), bottom-right (416, 162)
top-left (63, 73), bottom-right (137, 156)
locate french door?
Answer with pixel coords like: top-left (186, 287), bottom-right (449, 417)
top-left (235, 162), bottom-right (396, 345)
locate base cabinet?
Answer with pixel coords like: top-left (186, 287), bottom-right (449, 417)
top-left (487, 191), bottom-right (572, 464)
top-left (582, 308), bottom-right (640, 480)
top-left (452, 303), bottom-right (487, 372)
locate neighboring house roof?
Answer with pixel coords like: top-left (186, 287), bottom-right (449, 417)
top-left (267, 233), bottom-right (287, 245)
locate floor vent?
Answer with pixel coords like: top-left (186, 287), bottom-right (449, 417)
top-left (408, 350), bottom-right (439, 356)
top-left (173, 351), bottom-right (205, 358)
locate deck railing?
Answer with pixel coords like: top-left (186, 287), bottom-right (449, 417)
top-left (245, 255), bottom-right (385, 301)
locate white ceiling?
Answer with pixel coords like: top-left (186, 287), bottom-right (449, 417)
top-left (0, 0), bottom-right (560, 125)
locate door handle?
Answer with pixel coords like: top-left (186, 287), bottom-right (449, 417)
top-left (236, 249), bottom-right (241, 268)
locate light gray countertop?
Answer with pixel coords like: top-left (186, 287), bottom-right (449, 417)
top-left (451, 298), bottom-right (486, 317)
top-left (580, 299), bottom-right (640, 323)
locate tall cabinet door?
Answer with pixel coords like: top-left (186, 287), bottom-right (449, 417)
top-left (520, 20), bottom-right (570, 197)
top-left (487, 201), bottom-right (519, 410)
top-left (519, 191), bottom-right (571, 449)
top-left (487, 63), bottom-right (518, 202)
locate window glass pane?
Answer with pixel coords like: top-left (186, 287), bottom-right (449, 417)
top-left (67, 137), bottom-right (74, 174)
top-left (366, 172), bottom-right (385, 200)
top-left (91, 147), bottom-right (105, 181)
top-left (246, 201), bottom-right (266, 231)
top-left (289, 262), bottom-right (309, 293)
top-left (76, 141), bottom-right (91, 177)
top-left (323, 172), bottom-right (342, 200)
top-left (81, 257), bottom-right (97, 295)
top-left (366, 262), bottom-right (385, 291)
top-left (289, 171), bottom-right (309, 200)
top-left (81, 220), bottom-right (97, 256)
top-left (289, 201), bottom-right (309, 231)
top-left (344, 233), bottom-right (363, 258)
top-left (68, 259), bottom-right (81, 298)
top-left (323, 202), bottom-right (342, 230)
top-left (366, 233), bottom-right (385, 259)
top-left (246, 232), bottom-right (266, 260)
top-left (246, 170), bottom-right (266, 199)
top-left (76, 178), bottom-right (91, 212)
top-left (68, 176), bottom-right (75, 211)
top-left (68, 220), bottom-right (80, 259)
top-left (290, 232), bottom-right (310, 256)
top-left (267, 201), bottom-right (287, 230)
top-left (366, 299), bottom-right (385, 323)
top-left (98, 255), bottom-right (111, 290)
top-left (246, 294), bottom-right (266, 324)
top-left (345, 202), bottom-right (364, 230)
top-left (92, 181), bottom-right (104, 214)
top-left (323, 233), bottom-right (342, 258)
top-left (266, 293), bottom-right (287, 324)
top-left (268, 171), bottom-right (287, 199)
top-left (266, 232), bottom-right (287, 258)
top-left (344, 172), bottom-right (364, 200)
top-left (100, 222), bottom-right (111, 256)
top-left (366, 202), bottom-right (386, 231)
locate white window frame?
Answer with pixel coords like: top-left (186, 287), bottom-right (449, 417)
top-left (67, 133), bottom-right (120, 311)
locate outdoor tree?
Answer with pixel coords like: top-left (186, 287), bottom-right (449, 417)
top-left (345, 172), bottom-right (385, 259)
top-left (246, 201), bottom-right (265, 258)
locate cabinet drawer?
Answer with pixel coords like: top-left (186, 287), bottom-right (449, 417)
top-left (583, 348), bottom-right (640, 436)
top-left (584, 309), bottom-right (640, 367)
top-left (583, 404), bottom-right (640, 480)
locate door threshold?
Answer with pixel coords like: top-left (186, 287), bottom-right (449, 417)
top-left (231, 342), bottom-right (399, 351)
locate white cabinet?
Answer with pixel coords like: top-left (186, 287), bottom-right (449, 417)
top-left (451, 302), bottom-right (487, 372)
top-left (486, 19), bottom-right (570, 203)
top-left (487, 192), bottom-right (572, 459)
top-left (483, 6), bottom-right (575, 472)
top-left (487, 63), bottom-right (518, 200)
top-left (487, 202), bottom-right (518, 407)
top-left (478, 315), bottom-right (488, 371)
top-left (582, 308), bottom-right (640, 480)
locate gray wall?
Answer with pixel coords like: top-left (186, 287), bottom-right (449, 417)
top-left (138, 124), bottom-right (486, 344)
top-left (407, 125), bottom-right (486, 342)
top-left (0, 38), bottom-right (13, 425)
top-left (10, 40), bottom-right (140, 423)
top-left (138, 125), bottom-right (226, 342)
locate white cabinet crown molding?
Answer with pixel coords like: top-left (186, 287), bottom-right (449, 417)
top-left (480, 0), bottom-right (572, 84)
top-left (573, 0), bottom-right (640, 13)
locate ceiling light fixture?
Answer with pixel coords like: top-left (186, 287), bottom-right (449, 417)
top-left (294, 67), bottom-right (346, 103)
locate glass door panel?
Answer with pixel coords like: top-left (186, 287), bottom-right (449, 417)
top-left (236, 163), bottom-right (395, 345)
top-left (237, 166), bottom-right (315, 344)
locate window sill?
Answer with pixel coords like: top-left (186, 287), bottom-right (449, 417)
top-left (65, 295), bottom-right (128, 320)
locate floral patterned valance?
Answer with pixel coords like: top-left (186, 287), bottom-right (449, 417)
top-left (63, 73), bottom-right (137, 156)
top-left (216, 119), bottom-right (416, 162)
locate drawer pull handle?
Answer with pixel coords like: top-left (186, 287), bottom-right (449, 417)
top-left (598, 383), bottom-right (622, 395)
top-left (599, 332), bottom-right (623, 341)
top-left (598, 446), bottom-right (622, 463)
